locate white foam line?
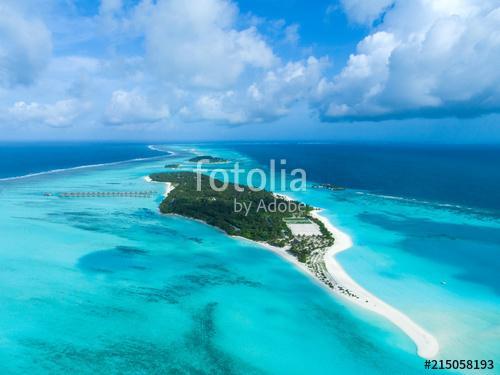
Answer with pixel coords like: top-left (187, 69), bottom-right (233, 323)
top-left (0, 147), bottom-right (172, 182)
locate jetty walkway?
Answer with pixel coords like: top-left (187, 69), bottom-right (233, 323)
top-left (44, 191), bottom-right (156, 198)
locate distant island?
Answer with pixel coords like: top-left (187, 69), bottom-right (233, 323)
top-left (187, 155), bottom-right (229, 164)
top-left (312, 183), bottom-right (345, 191)
top-left (164, 163), bottom-right (180, 168)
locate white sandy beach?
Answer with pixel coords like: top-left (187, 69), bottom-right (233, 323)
top-left (163, 182), bottom-right (174, 197)
top-left (144, 178), bottom-right (438, 358)
top-left (144, 176), bottom-right (174, 198)
top-left (273, 193), bottom-right (439, 359)
top-left (310, 209), bottom-right (439, 359)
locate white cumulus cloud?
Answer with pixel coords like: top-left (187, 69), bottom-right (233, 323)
top-left (0, 4), bottom-right (52, 87)
top-left (141, 0), bottom-right (276, 89)
top-left (320, 0), bottom-right (500, 121)
top-left (181, 56), bottom-right (328, 124)
top-left (7, 99), bottom-right (87, 127)
top-left (105, 90), bottom-right (170, 125)
top-left (340, 0), bottom-right (394, 25)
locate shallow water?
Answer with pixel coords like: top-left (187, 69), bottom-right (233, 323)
top-left (0, 148), bottom-right (426, 374)
top-left (0, 144), bottom-right (497, 374)
top-left (213, 143), bottom-right (500, 369)
top-left (0, 142), bottom-right (163, 179)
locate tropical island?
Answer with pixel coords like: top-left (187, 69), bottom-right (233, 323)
top-left (164, 163), bottom-right (180, 168)
top-left (187, 155), bottom-right (230, 164)
top-left (147, 170), bottom-right (440, 359)
top-left (149, 171), bottom-right (333, 257)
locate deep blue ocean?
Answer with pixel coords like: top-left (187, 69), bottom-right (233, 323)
top-left (2, 142), bottom-right (499, 214)
top-left (0, 142), bottom-right (163, 179)
top-left (229, 143), bottom-right (500, 213)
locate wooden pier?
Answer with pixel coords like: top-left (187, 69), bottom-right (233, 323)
top-left (44, 191), bottom-right (156, 198)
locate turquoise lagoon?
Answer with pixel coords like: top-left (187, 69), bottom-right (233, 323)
top-left (0, 144), bottom-right (498, 374)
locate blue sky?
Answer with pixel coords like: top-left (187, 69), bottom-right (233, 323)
top-left (0, 0), bottom-right (499, 142)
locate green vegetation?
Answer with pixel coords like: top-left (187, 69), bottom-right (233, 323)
top-left (150, 171), bottom-right (334, 263)
top-left (284, 217), bottom-right (312, 224)
top-left (150, 171), bottom-right (309, 245)
top-left (310, 216), bottom-right (333, 240)
top-left (164, 163), bottom-right (180, 168)
top-left (283, 214), bottom-right (334, 261)
top-left (187, 155), bottom-right (229, 163)
top-left (289, 234), bottom-right (334, 262)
